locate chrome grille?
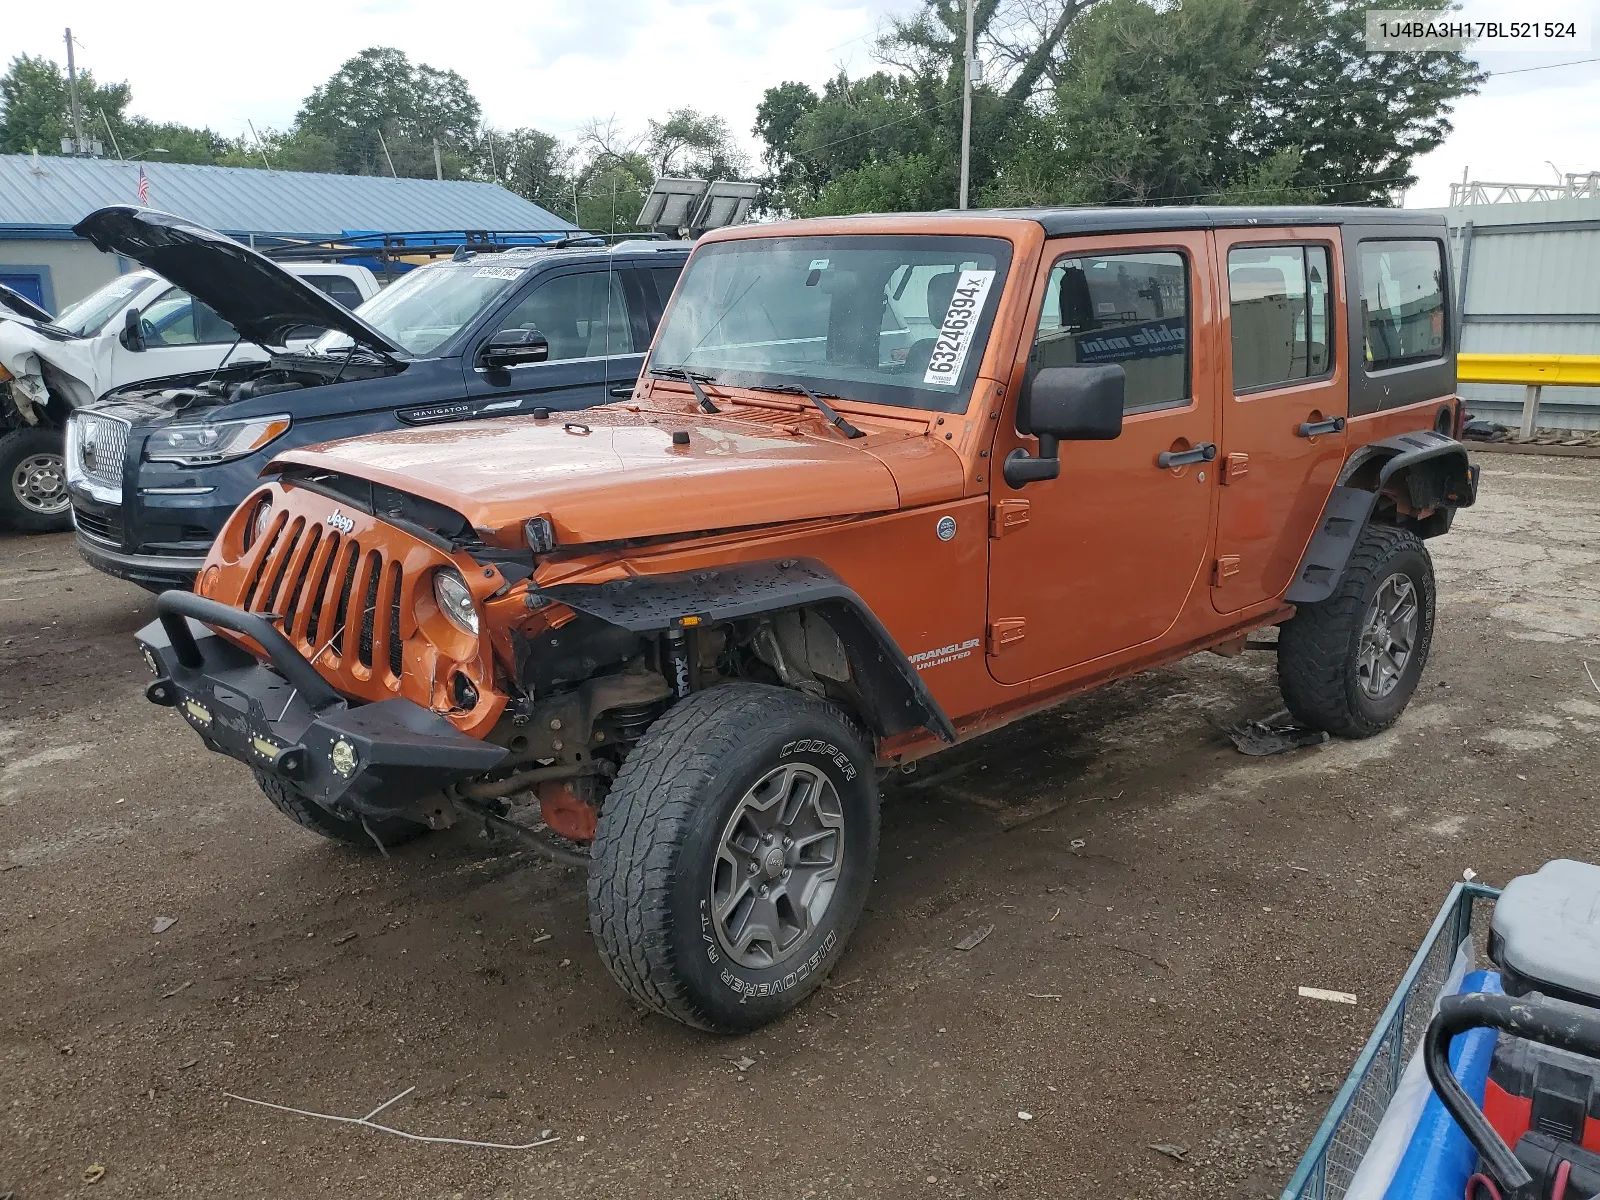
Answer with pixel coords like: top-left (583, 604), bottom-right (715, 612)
top-left (68, 412), bottom-right (131, 493)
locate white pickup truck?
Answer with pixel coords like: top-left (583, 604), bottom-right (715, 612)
top-left (0, 262), bottom-right (379, 532)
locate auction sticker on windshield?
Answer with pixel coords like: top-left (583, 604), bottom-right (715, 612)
top-left (474, 266), bottom-right (525, 281)
top-left (923, 269), bottom-right (995, 387)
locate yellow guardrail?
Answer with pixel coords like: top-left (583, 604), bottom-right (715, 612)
top-left (1455, 353), bottom-right (1600, 438)
top-left (1456, 353), bottom-right (1600, 387)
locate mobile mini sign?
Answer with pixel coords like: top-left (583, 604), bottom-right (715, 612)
top-left (1074, 316), bottom-right (1187, 365)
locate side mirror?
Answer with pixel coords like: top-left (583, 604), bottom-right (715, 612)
top-left (1003, 364), bottom-right (1125, 488)
top-left (120, 307), bottom-right (146, 352)
top-left (480, 327), bottom-right (549, 369)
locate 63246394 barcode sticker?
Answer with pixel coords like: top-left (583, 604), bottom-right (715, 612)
top-left (923, 269), bottom-right (996, 387)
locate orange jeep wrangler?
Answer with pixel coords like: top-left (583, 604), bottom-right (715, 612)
top-left (137, 207), bottom-right (1477, 1032)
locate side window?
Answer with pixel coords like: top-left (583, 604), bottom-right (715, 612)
top-left (651, 266), bottom-right (683, 312)
top-left (1360, 240), bottom-right (1446, 370)
top-left (1032, 251), bottom-right (1189, 412)
top-left (302, 274), bottom-right (364, 309)
top-left (140, 287), bottom-right (239, 347)
top-left (495, 270), bottom-right (632, 361)
top-left (1227, 244), bottom-right (1332, 391)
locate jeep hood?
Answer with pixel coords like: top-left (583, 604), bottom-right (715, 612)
top-left (271, 408), bottom-right (963, 544)
top-left (72, 207), bottom-right (404, 355)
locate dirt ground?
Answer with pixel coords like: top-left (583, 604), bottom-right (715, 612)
top-left (2, 453), bottom-right (1597, 1200)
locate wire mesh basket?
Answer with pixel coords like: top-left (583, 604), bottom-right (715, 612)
top-left (1280, 881), bottom-right (1501, 1200)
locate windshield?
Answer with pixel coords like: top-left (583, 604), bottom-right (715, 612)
top-left (311, 261), bottom-right (527, 356)
top-left (53, 272), bottom-right (153, 338)
top-left (651, 235), bottom-right (1013, 412)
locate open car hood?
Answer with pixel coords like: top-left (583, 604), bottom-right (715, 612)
top-left (71, 207), bottom-right (405, 355)
top-left (0, 282), bottom-right (54, 325)
top-left (269, 408), bottom-right (924, 544)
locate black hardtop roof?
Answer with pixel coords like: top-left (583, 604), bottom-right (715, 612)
top-left (989, 204), bottom-right (1445, 237)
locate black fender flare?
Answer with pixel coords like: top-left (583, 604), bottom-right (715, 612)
top-left (1285, 431), bottom-right (1479, 604)
top-left (540, 559), bottom-right (958, 744)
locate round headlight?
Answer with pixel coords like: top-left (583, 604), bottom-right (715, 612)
top-left (433, 569), bottom-right (479, 636)
top-left (244, 496), bottom-right (273, 549)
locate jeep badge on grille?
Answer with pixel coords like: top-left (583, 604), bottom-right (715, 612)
top-left (326, 510), bottom-right (355, 535)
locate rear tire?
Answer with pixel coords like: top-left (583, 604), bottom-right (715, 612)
top-left (0, 427), bottom-right (71, 533)
top-left (251, 768), bottom-right (430, 849)
top-left (588, 684), bottom-right (880, 1033)
top-left (1278, 523), bottom-right (1435, 738)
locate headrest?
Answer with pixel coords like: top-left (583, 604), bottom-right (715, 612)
top-left (925, 270), bottom-right (958, 326)
top-left (1058, 266), bottom-right (1095, 330)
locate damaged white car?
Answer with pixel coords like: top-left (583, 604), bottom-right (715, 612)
top-left (0, 263), bottom-right (377, 532)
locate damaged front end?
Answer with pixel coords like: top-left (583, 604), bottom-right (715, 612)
top-left (140, 590), bottom-right (507, 816)
top-left (134, 471), bottom-right (675, 853)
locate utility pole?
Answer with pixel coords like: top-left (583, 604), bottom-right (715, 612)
top-left (247, 119), bottom-right (272, 169)
top-left (958, 0), bottom-right (974, 209)
top-left (433, 137), bottom-right (443, 181)
top-left (64, 28), bottom-right (86, 155)
top-left (376, 128), bottom-right (398, 178)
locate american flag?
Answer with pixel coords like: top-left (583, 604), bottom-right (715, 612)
top-left (136, 166), bottom-right (149, 206)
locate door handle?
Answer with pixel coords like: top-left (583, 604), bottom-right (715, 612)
top-left (609, 385), bottom-right (636, 397)
top-left (1157, 443), bottom-right (1217, 469)
top-left (1297, 416), bottom-right (1346, 438)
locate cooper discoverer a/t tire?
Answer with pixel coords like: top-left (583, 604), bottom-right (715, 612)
top-left (587, 683), bottom-right (880, 1033)
top-left (251, 768), bottom-right (430, 849)
top-left (1278, 523), bottom-right (1436, 738)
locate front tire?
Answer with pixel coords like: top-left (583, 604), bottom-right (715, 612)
top-left (251, 769), bottom-right (430, 849)
top-left (588, 684), bottom-right (880, 1033)
top-left (1278, 523), bottom-right (1436, 738)
top-left (0, 427), bottom-right (71, 533)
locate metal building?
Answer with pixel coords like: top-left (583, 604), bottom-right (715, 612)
top-left (0, 152), bottom-right (573, 311)
top-left (1444, 175), bottom-right (1600, 431)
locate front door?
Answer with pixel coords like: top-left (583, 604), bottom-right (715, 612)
top-left (107, 286), bottom-right (269, 392)
top-left (460, 266), bottom-right (649, 419)
top-left (1210, 231), bottom-right (1349, 613)
top-left (986, 232), bottom-right (1221, 685)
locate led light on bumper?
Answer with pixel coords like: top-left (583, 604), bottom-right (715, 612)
top-left (330, 739), bottom-right (359, 777)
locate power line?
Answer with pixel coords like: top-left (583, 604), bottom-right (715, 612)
top-left (1479, 56), bottom-right (1599, 78)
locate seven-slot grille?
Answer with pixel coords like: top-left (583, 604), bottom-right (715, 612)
top-left (71, 412), bottom-right (130, 492)
top-left (239, 512), bottom-right (407, 681)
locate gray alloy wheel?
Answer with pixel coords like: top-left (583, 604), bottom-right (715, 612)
top-left (1356, 572), bottom-right (1419, 700)
top-left (710, 762), bottom-right (845, 970)
top-left (12, 450), bottom-right (69, 518)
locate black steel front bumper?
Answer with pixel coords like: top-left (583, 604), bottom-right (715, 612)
top-left (136, 592), bottom-right (506, 820)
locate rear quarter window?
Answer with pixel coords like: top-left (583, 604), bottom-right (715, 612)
top-left (1360, 240), bottom-right (1447, 371)
top-left (302, 274), bottom-right (365, 310)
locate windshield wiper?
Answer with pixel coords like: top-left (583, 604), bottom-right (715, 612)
top-left (748, 384), bottom-right (865, 439)
top-left (649, 366), bottom-right (721, 414)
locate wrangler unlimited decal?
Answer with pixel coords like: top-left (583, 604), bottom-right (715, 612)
top-left (909, 637), bottom-right (981, 671)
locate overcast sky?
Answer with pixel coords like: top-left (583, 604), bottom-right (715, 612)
top-left (7, 0), bottom-right (1599, 208)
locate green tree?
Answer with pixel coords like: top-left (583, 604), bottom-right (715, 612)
top-left (479, 126), bottom-right (575, 220)
top-left (293, 47), bottom-right (482, 178)
top-left (645, 107), bottom-right (748, 180)
top-left (0, 53), bottom-right (130, 154)
top-left (756, 0), bottom-right (1482, 214)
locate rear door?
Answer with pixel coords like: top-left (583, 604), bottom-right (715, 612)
top-left (458, 264), bottom-right (646, 419)
top-left (986, 231), bottom-right (1221, 683)
top-left (1210, 230), bottom-right (1348, 613)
